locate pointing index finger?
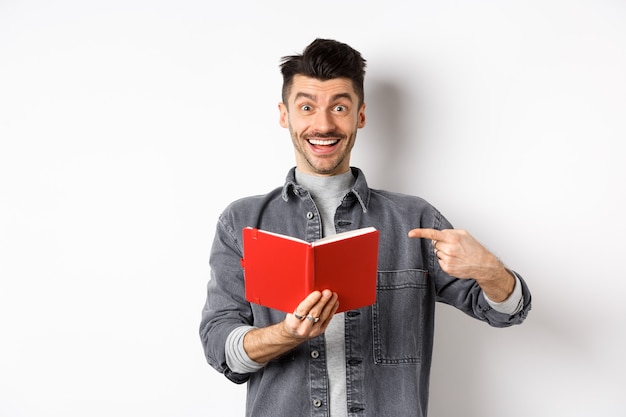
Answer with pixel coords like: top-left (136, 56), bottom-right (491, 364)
top-left (407, 228), bottom-right (442, 241)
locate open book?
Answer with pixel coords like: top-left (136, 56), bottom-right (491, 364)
top-left (241, 226), bottom-right (379, 314)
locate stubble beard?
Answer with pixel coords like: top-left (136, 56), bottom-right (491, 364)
top-left (290, 127), bottom-right (357, 176)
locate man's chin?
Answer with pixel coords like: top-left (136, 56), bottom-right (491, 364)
top-left (306, 160), bottom-right (348, 176)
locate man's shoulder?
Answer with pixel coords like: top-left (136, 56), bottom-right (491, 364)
top-left (223, 186), bottom-right (284, 212)
top-left (369, 187), bottom-right (433, 209)
top-left (367, 187), bottom-right (452, 229)
top-left (216, 185), bottom-right (286, 229)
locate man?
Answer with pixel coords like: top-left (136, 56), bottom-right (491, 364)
top-left (200, 38), bottom-right (531, 417)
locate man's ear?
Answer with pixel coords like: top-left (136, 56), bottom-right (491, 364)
top-left (357, 102), bottom-right (366, 128)
top-left (278, 102), bottom-right (288, 128)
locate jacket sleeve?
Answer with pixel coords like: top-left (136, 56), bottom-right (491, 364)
top-left (430, 213), bottom-right (532, 328)
top-left (199, 214), bottom-right (254, 384)
top-left (434, 268), bottom-right (532, 327)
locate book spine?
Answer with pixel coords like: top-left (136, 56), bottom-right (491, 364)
top-left (305, 245), bottom-right (314, 295)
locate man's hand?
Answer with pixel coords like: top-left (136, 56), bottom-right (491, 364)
top-left (286, 289), bottom-right (340, 339)
top-left (408, 228), bottom-right (514, 302)
top-left (243, 290), bottom-right (339, 364)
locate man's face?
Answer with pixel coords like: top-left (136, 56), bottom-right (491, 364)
top-left (279, 74), bottom-right (366, 176)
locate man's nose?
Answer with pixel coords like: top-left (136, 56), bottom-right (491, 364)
top-left (312, 110), bottom-right (335, 132)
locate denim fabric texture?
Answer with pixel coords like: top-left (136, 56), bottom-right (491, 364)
top-left (199, 167), bottom-right (532, 417)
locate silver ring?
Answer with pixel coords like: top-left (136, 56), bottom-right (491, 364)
top-left (434, 248), bottom-right (439, 257)
top-left (306, 315), bottom-right (320, 323)
top-left (432, 239), bottom-right (437, 247)
top-left (293, 312), bottom-right (305, 320)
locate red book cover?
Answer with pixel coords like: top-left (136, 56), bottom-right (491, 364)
top-left (241, 226), bottom-right (379, 314)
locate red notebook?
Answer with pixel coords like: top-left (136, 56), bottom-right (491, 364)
top-left (241, 226), bottom-right (379, 314)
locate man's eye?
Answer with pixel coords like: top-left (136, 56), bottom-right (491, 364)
top-left (334, 105), bottom-right (347, 112)
top-left (300, 105), bottom-right (312, 111)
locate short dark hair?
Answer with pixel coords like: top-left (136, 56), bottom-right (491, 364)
top-left (280, 38), bottom-right (367, 106)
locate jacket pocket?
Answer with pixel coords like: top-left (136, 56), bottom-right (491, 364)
top-left (373, 269), bottom-right (429, 365)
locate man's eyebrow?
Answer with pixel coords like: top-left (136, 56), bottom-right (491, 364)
top-left (293, 92), bottom-right (354, 102)
top-left (294, 92), bottom-right (316, 101)
top-left (331, 93), bottom-right (354, 102)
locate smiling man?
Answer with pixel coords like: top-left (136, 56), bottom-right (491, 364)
top-left (199, 38), bottom-right (532, 417)
top-left (280, 74), bottom-right (365, 176)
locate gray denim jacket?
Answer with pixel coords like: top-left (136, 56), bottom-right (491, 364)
top-left (200, 167), bottom-right (532, 417)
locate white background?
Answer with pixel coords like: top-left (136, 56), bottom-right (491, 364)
top-left (1, 1), bottom-right (625, 416)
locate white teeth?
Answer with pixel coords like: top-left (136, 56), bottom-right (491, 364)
top-left (308, 139), bottom-right (338, 146)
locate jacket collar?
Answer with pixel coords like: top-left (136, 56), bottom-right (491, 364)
top-left (282, 166), bottom-right (371, 213)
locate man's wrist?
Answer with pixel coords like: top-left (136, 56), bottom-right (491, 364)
top-left (484, 272), bottom-right (524, 314)
top-left (244, 322), bottom-right (304, 363)
top-left (476, 261), bottom-right (515, 303)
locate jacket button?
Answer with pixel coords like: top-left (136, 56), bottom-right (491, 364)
top-left (311, 350), bottom-right (320, 359)
top-left (306, 211), bottom-right (314, 219)
top-left (313, 399), bottom-right (322, 407)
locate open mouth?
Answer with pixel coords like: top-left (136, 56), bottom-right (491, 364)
top-left (308, 138), bottom-right (339, 146)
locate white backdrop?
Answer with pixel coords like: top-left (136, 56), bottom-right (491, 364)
top-left (1, 1), bottom-right (625, 416)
